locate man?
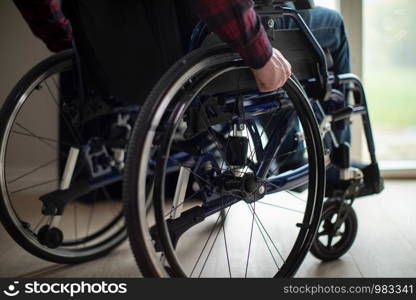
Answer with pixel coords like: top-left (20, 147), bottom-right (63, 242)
top-left (14, 0), bottom-right (352, 184)
top-left (13, 0), bottom-right (291, 102)
top-left (13, 0), bottom-right (72, 53)
top-left (13, 1), bottom-right (351, 103)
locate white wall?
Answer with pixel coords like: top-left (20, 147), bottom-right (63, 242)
top-left (0, 1), bottom-right (52, 106)
top-left (0, 1), bottom-right (57, 183)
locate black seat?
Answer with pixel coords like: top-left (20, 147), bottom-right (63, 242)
top-left (271, 29), bottom-right (320, 81)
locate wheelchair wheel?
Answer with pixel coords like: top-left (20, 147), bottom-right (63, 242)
top-left (0, 50), bottom-right (127, 264)
top-left (310, 199), bottom-right (358, 261)
top-left (125, 45), bottom-right (326, 278)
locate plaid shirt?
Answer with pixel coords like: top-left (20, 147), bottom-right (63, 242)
top-left (195, 0), bottom-right (273, 69)
top-left (13, 0), bottom-right (272, 69)
top-left (13, 0), bottom-right (72, 53)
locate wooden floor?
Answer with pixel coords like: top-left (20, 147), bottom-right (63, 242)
top-left (1, 180), bottom-right (415, 278)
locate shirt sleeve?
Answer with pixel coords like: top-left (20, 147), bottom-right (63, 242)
top-left (194, 0), bottom-right (273, 69)
top-left (13, 0), bottom-right (72, 52)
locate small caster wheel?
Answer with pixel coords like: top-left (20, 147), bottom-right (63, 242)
top-left (37, 225), bottom-right (63, 249)
top-left (37, 225), bottom-right (49, 245)
top-left (44, 227), bottom-right (63, 249)
top-left (310, 199), bottom-right (358, 261)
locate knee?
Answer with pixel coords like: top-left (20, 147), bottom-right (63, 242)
top-left (312, 6), bottom-right (345, 28)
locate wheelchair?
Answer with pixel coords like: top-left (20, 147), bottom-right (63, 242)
top-left (0, 0), bottom-right (383, 276)
top-left (123, 0), bottom-right (384, 277)
top-left (0, 49), bottom-right (133, 263)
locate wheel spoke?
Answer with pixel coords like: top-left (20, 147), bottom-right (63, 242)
top-left (267, 149), bottom-right (303, 175)
top-left (197, 101), bottom-right (227, 161)
top-left (244, 202), bottom-right (256, 278)
top-left (246, 203), bottom-right (280, 270)
top-left (257, 201), bottom-right (304, 214)
top-left (326, 235), bottom-right (334, 248)
top-left (10, 178), bottom-right (58, 194)
top-left (45, 81), bottom-right (82, 145)
top-left (189, 208), bottom-right (224, 277)
top-left (7, 158), bottom-right (58, 184)
top-left (197, 206), bottom-right (231, 278)
top-left (164, 190), bottom-right (200, 218)
top-left (247, 203), bottom-right (285, 263)
top-left (220, 188), bottom-right (232, 278)
top-left (85, 191), bottom-right (98, 239)
top-left (246, 104), bottom-right (281, 165)
top-left (73, 199), bottom-right (78, 242)
top-left (12, 130), bottom-right (73, 147)
top-left (318, 230), bottom-right (328, 237)
top-left (51, 76), bottom-right (61, 92)
top-left (102, 186), bottom-right (121, 220)
top-left (222, 213), bottom-right (232, 278)
top-left (253, 177), bottom-right (307, 207)
top-left (15, 123), bottom-right (58, 153)
top-left (285, 190), bottom-right (307, 203)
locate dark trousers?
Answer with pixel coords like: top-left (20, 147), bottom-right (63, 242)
top-left (273, 6), bottom-right (353, 172)
top-left (276, 6), bottom-right (352, 144)
top-left (62, 0), bottom-right (197, 105)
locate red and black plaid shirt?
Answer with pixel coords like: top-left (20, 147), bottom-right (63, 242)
top-left (13, 0), bottom-right (73, 53)
top-left (13, 0), bottom-right (272, 69)
top-left (195, 0), bottom-right (273, 69)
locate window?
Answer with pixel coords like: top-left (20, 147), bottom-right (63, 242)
top-left (314, 0), bottom-right (339, 11)
top-left (363, 0), bottom-right (416, 169)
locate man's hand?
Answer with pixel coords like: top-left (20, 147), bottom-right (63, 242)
top-left (251, 48), bottom-right (292, 92)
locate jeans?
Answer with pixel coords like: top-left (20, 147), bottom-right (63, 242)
top-left (273, 6), bottom-right (353, 172)
top-left (275, 6), bottom-right (351, 74)
top-left (299, 6), bottom-right (352, 145)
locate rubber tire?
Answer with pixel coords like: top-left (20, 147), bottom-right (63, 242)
top-left (0, 50), bottom-right (127, 264)
top-left (310, 200), bottom-right (358, 261)
top-left (124, 45), bottom-right (326, 278)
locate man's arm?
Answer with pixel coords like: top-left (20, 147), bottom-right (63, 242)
top-left (13, 0), bottom-right (72, 52)
top-left (195, 0), bottom-right (272, 69)
top-left (194, 0), bottom-right (291, 92)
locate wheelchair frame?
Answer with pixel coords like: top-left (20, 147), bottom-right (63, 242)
top-left (120, 1), bottom-right (385, 276)
top-left (5, 0), bottom-right (382, 266)
top-left (48, 4), bottom-right (383, 214)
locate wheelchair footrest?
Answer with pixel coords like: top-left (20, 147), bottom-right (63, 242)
top-left (357, 162), bottom-right (385, 198)
top-left (325, 162), bottom-right (384, 199)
